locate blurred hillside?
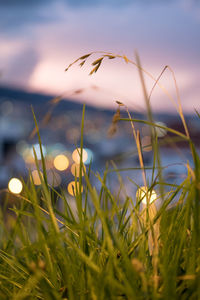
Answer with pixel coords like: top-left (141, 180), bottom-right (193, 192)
top-left (0, 86), bottom-right (199, 195)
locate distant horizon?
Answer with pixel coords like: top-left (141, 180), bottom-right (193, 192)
top-left (0, 83), bottom-right (198, 117)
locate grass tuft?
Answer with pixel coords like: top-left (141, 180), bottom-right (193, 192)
top-left (0, 52), bottom-right (200, 299)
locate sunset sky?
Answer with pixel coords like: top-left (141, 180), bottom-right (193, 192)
top-left (0, 0), bottom-right (200, 113)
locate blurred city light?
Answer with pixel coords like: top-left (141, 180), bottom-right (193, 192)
top-left (16, 142), bottom-right (35, 164)
top-left (71, 163), bottom-right (86, 177)
top-left (31, 144), bottom-right (46, 160)
top-left (53, 154), bottom-right (69, 171)
top-left (67, 181), bottom-right (83, 196)
top-left (84, 148), bottom-right (94, 165)
top-left (136, 186), bottom-right (157, 205)
top-left (8, 178), bottom-right (23, 194)
top-left (23, 151), bottom-right (35, 164)
top-left (72, 148), bottom-right (88, 164)
top-left (31, 170), bottom-right (43, 185)
top-left (155, 122), bottom-right (167, 137)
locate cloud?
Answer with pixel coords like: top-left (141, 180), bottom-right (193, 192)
top-left (0, 1), bottom-right (57, 34)
top-left (0, 47), bottom-right (39, 87)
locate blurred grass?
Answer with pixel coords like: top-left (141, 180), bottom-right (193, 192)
top-left (0, 53), bottom-right (200, 299)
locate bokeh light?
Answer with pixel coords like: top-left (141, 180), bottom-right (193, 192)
top-left (136, 186), bottom-right (157, 205)
top-left (71, 163), bottom-right (86, 177)
top-left (31, 144), bottom-right (46, 160)
top-left (31, 170), bottom-right (43, 185)
top-left (53, 154), bottom-right (69, 171)
top-left (17, 143), bottom-right (35, 164)
top-left (23, 152), bottom-right (35, 164)
top-left (67, 181), bottom-right (83, 196)
top-left (8, 178), bottom-right (23, 194)
top-left (84, 148), bottom-right (94, 165)
top-left (72, 148), bottom-right (88, 164)
top-left (155, 122), bottom-right (167, 137)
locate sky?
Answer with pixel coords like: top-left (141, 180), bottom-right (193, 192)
top-left (0, 0), bottom-right (200, 113)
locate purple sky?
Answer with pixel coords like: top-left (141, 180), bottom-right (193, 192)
top-left (0, 0), bottom-right (200, 113)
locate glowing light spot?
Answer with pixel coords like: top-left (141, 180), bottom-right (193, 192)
top-left (71, 163), bottom-right (86, 177)
top-left (31, 170), bottom-right (43, 186)
top-left (72, 148), bottom-right (88, 164)
top-left (67, 181), bottom-right (83, 196)
top-left (31, 144), bottom-right (46, 160)
top-left (84, 148), bottom-right (94, 165)
top-left (18, 144), bottom-right (35, 164)
top-left (136, 187), bottom-right (157, 205)
top-left (8, 178), bottom-right (23, 194)
top-left (24, 152), bottom-right (35, 164)
top-left (53, 154), bottom-right (69, 171)
top-left (155, 122), bottom-right (167, 137)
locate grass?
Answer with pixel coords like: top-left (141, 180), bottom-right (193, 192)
top-left (0, 52), bottom-right (200, 299)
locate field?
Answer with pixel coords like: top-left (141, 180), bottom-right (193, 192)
top-left (0, 53), bottom-right (200, 299)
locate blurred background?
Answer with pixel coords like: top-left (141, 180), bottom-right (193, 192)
top-left (0, 0), bottom-right (200, 197)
